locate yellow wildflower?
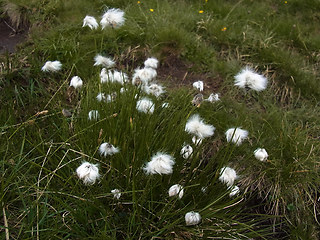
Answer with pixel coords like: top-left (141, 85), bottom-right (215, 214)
top-left (150, 8), bottom-right (154, 12)
top-left (199, 10), bottom-right (204, 14)
top-left (221, 27), bottom-right (227, 31)
top-left (137, 1), bottom-right (141, 3)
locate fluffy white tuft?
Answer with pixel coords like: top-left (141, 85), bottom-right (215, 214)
top-left (229, 185), bottom-right (240, 197)
top-left (180, 144), bottom-right (193, 159)
top-left (96, 92), bottom-right (106, 102)
top-left (185, 114), bottom-right (215, 139)
top-left (225, 128), bottom-right (249, 146)
top-left (82, 15), bottom-right (99, 29)
top-left (41, 60), bottom-right (62, 72)
top-left (132, 67), bottom-right (157, 85)
top-left (136, 97), bottom-right (155, 114)
top-left (100, 69), bottom-right (128, 84)
top-left (219, 167), bottom-right (238, 187)
top-left (107, 93), bottom-right (116, 102)
top-left (97, 92), bottom-right (115, 103)
top-left (192, 136), bottom-right (203, 145)
top-left (185, 211), bottom-right (201, 226)
top-left (94, 54), bottom-right (115, 68)
top-left (201, 187), bottom-right (207, 193)
top-left (254, 148), bottom-right (268, 162)
top-left (168, 184), bottom-right (184, 199)
top-left (99, 142), bottom-right (119, 157)
top-left (192, 80), bottom-right (204, 92)
top-left (143, 83), bottom-right (165, 98)
top-left (143, 152), bottom-right (175, 175)
top-left (88, 110), bottom-right (99, 121)
top-left (70, 76), bottom-right (83, 89)
top-left (76, 162), bottom-right (100, 185)
top-left (234, 67), bottom-right (268, 91)
top-left (111, 189), bottom-right (121, 199)
top-left (100, 68), bottom-right (113, 83)
top-left (100, 8), bottom-right (125, 29)
top-left (144, 57), bottom-right (158, 69)
top-left (113, 70), bottom-right (128, 84)
top-left (206, 93), bottom-right (220, 103)
top-left (162, 102), bottom-right (169, 108)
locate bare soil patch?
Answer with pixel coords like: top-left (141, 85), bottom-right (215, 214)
top-left (0, 18), bottom-right (27, 54)
top-left (158, 53), bottom-right (223, 93)
top-left (120, 46), bottom-right (224, 93)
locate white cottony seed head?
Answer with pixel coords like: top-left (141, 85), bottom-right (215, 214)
top-left (192, 80), bottom-right (204, 91)
top-left (99, 142), bottom-right (119, 157)
top-left (136, 97), bottom-right (155, 114)
top-left (132, 67), bottom-right (157, 85)
top-left (41, 60), bottom-right (62, 72)
top-left (225, 128), bottom-right (248, 146)
top-left (100, 8), bottom-right (125, 29)
top-left (206, 93), bottom-right (220, 103)
top-left (254, 148), bottom-right (268, 162)
top-left (229, 185), bottom-right (240, 197)
top-left (185, 114), bottom-right (215, 139)
top-left (88, 110), bottom-right (99, 121)
top-left (161, 102), bottom-right (169, 108)
top-left (185, 211), bottom-right (201, 226)
top-left (192, 136), bottom-right (203, 146)
top-left (76, 162), bottom-right (100, 185)
top-left (219, 166), bottom-right (238, 187)
top-left (96, 92), bottom-right (106, 102)
top-left (144, 57), bottom-right (159, 69)
top-left (111, 189), bottom-right (121, 199)
top-left (94, 54), bottom-right (115, 68)
top-left (180, 144), bottom-right (193, 159)
top-left (168, 184), bottom-right (184, 199)
top-left (143, 152), bottom-right (175, 175)
top-left (143, 83), bottom-right (165, 98)
top-left (70, 76), bottom-right (83, 89)
top-left (82, 15), bottom-right (99, 29)
top-left (234, 67), bottom-right (268, 91)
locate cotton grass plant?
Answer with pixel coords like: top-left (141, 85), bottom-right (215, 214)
top-left (0, 66), bottom-right (273, 239)
top-left (59, 73), bottom-right (273, 239)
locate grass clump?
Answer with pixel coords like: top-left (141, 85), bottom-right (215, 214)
top-left (1, 79), bottom-right (273, 239)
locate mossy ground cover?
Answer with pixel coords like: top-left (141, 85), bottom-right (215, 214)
top-left (1, 0), bottom-right (319, 239)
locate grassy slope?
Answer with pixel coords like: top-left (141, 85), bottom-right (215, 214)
top-left (1, 0), bottom-right (319, 239)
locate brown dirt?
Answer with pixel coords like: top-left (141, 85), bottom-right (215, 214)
top-left (157, 52), bottom-right (224, 93)
top-left (0, 18), bottom-right (27, 54)
top-left (120, 46), bottom-right (224, 93)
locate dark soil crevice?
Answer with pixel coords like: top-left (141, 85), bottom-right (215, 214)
top-left (158, 53), bottom-right (224, 93)
top-left (0, 18), bottom-right (27, 54)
